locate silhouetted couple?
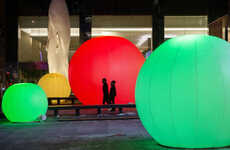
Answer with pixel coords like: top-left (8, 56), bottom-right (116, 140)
top-left (102, 78), bottom-right (116, 106)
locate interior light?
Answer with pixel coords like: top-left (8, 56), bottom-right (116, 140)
top-left (20, 28), bottom-right (208, 37)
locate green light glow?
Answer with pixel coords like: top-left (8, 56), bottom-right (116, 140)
top-left (135, 35), bottom-right (230, 148)
top-left (2, 83), bottom-right (48, 122)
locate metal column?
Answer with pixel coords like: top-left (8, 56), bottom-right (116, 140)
top-left (152, 0), bottom-right (164, 51)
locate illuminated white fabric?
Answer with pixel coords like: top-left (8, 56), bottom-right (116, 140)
top-left (47, 0), bottom-right (70, 79)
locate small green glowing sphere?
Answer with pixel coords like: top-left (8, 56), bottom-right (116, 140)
top-left (136, 35), bottom-right (230, 148)
top-left (2, 83), bottom-right (48, 122)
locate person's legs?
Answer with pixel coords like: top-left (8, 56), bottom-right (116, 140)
top-left (106, 97), bottom-right (112, 111)
top-left (111, 97), bottom-right (115, 104)
top-left (111, 97), bottom-right (115, 111)
top-left (106, 97), bottom-right (110, 104)
top-left (103, 96), bottom-right (106, 104)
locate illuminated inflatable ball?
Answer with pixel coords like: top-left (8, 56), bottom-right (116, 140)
top-left (69, 36), bottom-right (145, 105)
top-left (38, 73), bottom-right (71, 104)
top-left (2, 83), bottom-right (48, 122)
top-left (135, 35), bottom-right (230, 148)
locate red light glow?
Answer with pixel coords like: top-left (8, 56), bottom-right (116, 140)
top-left (69, 36), bottom-right (145, 105)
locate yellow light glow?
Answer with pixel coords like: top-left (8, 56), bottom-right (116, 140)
top-left (38, 73), bottom-right (71, 104)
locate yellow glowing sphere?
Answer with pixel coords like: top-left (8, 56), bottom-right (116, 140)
top-left (38, 73), bottom-right (71, 104)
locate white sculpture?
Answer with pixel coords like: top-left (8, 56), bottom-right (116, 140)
top-left (47, 0), bottom-right (70, 79)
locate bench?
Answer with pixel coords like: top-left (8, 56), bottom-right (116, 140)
top-left (48, 104), bottom-right (136, 116)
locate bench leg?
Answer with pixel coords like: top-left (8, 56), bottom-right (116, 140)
top-left (119, 107), bottom-right (123, 113)
top-left (112, 107), bottom-right (116, 111)
top-left (97, 108), bottom-right (101, 114)
top-left (57, 100), bottom-right (60, 105)
top-left (54, 110), bottom-right (58, 116)
top-left (75, 109), bottom-right (80, 116)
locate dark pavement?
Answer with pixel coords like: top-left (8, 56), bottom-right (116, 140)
top-left (1, 115), bottom-right (230, 150)
top-left (0, 118), bottom-right (168, 150)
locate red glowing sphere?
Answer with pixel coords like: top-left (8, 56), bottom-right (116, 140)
top-left (69, 36), bottom-right (145, 105)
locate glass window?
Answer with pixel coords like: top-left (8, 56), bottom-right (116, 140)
top-left (18, 16), bottom-right (80, 82)
top-left (165, 16), bottom-right (208, 39)
top-left (92, 15), bottom-right (152, 55)
top-left (17, 15), bottom-right (208, 82)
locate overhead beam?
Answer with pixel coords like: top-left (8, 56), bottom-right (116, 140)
top-left (17, 0), bottom-right (213, 16)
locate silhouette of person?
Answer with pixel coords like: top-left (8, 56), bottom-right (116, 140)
top-left (102, 78), bottom-right (110, 104)
top-left (109, 80), bottom-right (116, 111)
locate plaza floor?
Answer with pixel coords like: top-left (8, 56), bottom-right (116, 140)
top-left (1, 113), bottom-right (230, 150)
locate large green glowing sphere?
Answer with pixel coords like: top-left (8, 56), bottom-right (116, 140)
top-left (136, 35), bottom-right (230, 148)
top-left (2, 83), bottom-right (48, 122)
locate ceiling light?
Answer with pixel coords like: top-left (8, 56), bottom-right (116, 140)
top-left (20, 27), bottom-right (209, 37)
